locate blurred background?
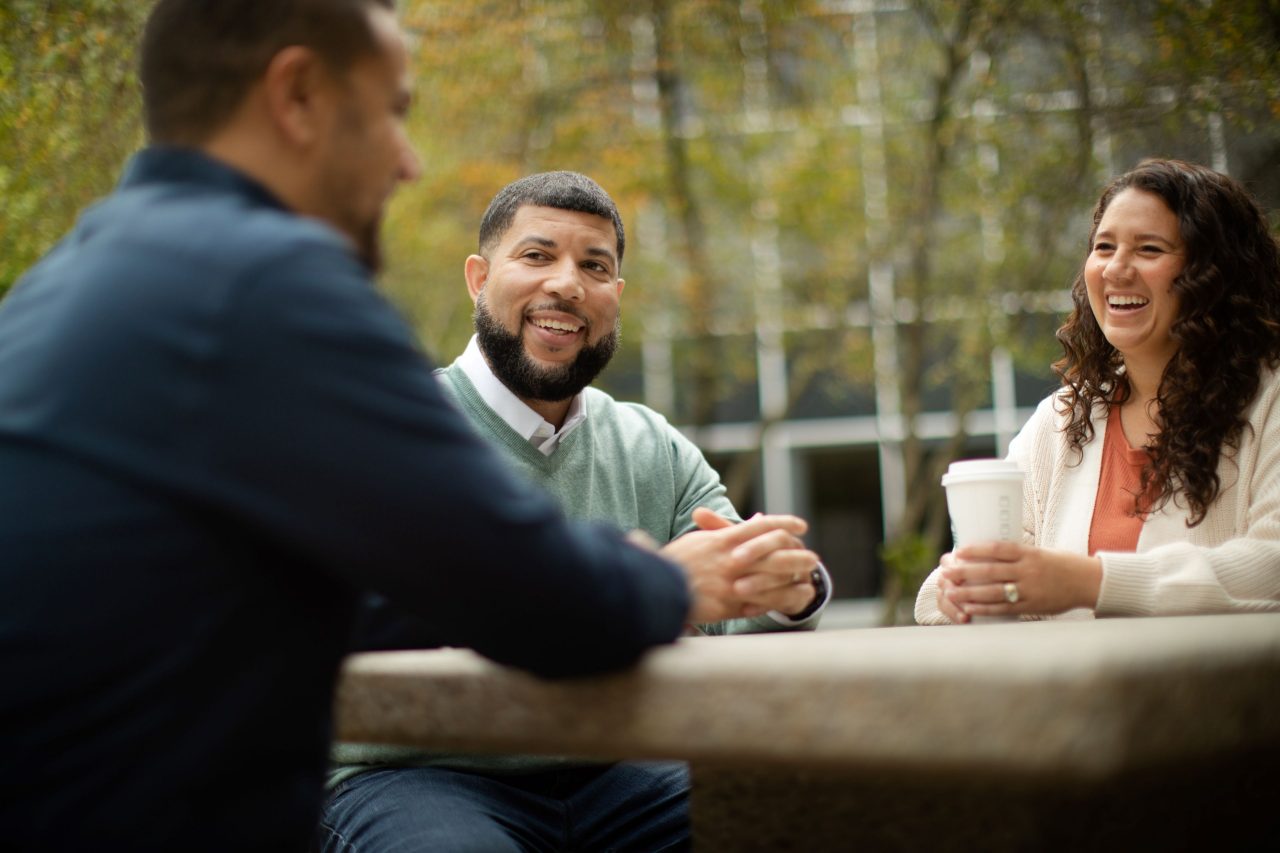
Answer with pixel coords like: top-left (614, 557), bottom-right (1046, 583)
top-left (3, 0), bottom-right (1278, 622)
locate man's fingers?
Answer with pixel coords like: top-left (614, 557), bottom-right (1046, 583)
top-left (731, 527), bottom-right (813, 566)
top-left (625, 529), bottom-right (659, 551)
top-left (732, 576), bottom-right (814, 613)
top-left (691, 504), bottom-right (808, 550)
top-left (734, 569), bottom-right (814, 598)
top-left (691, 507), bottom-right (735, 531)
top-left (731, 548), bottom-right (819, 594)
top-left (716, 513), bottom-right (808, 547)
top-left (682, 509), bottom-right (820, 622)
top-left (733, 529), bottom-right (808, 562)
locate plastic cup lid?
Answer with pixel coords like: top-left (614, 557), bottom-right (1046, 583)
top-left (940, 458), bottom-right (1023, 486)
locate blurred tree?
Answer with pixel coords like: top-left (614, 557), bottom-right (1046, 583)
top-left (0, 0), bottom-right (145, 297)
top-left (1152, 0), bottom-right (1280, 124)
top-left (1151, 0), bottom-right (1280, 207)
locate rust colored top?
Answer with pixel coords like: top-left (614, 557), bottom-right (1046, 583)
top-left (1088, 407), bottom-right (1152, 555)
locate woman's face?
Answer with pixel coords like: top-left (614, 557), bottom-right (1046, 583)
top-left (1084, 188), bottom-right (1187, 373)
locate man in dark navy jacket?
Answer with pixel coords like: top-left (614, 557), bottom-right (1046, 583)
top-left (0, 1), bottom-right (809, 850)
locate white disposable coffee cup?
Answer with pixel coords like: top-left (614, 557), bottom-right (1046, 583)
top-left (941, 458), bottom-right (1024, 623)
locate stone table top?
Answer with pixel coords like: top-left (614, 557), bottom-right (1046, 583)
top-left (333, 612), bottom-right (1280, 781)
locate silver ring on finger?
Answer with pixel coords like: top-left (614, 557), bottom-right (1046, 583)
top-left (1003, 582), bottom-right (1020, 604)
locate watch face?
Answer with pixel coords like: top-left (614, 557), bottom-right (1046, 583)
top-left (789, 566), bottom-right (826, 621)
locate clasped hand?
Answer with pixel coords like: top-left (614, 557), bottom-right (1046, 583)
top-left (658, 507), bottom-right (819, 623)
top-left (936, 541), bottom-right (1103, 623)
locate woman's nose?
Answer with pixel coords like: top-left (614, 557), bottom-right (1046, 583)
top-left (1103, 250), bottom-right (1134, 283)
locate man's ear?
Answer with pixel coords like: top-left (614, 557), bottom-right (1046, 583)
top-left (464, 254), bottom-right (489, 303)
top-left (616, 277), bottom-right (625, 298)
top-left (261, 46), bottom-right (331, 147)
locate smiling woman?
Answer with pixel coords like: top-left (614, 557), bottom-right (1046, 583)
top-left (1083, 187), bottom-right (1186, 381)
top-left (916, 158), bottom-right (1280, 625)
top-left (1058, 159), bottom-right (1280, 526)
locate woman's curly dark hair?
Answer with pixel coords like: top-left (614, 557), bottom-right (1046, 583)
top-left (1053, 158), bottom-right (1280, 526)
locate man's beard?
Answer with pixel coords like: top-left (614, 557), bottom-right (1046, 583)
top-left (473, 294), bottom-right (620, 402)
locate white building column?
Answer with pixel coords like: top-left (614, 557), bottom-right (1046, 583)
top-left (853, 0), bottom-right (906, 538)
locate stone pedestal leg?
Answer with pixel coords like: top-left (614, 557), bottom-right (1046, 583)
top-left (690, 753), bottom-right (1280, 852)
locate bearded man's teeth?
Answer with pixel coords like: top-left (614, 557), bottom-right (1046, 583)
top-left (533, 319), bottom-right (582, 332)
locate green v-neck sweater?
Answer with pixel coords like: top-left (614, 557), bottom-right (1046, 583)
top-left (442, 364), bottom-right (733, 549)
top-left (435, 365), bottom-right (815, 637)
top-left (330, 364), bottom-right (816, 780)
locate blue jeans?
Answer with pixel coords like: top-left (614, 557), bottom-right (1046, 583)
top-left (315, 761), bottom-right (691, 853)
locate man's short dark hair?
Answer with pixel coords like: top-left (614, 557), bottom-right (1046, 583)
top-left (140, 0), bottom-right (394, 144)
top-left (478, 172), bottom-right (626, 269)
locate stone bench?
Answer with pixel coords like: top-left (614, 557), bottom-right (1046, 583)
top-left (333, 613), bottom-right (1280, 851)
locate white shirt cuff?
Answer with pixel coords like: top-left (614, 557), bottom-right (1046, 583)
top-left (765, 562), bottom-right (832, 625)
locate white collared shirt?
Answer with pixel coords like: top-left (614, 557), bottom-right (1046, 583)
top-left (452, 336), bottom-right (586, 456)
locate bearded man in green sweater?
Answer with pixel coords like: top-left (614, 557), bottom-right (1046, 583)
top-left (319, 172), bottom-right (830, 853)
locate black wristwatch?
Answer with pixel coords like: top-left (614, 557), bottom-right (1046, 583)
top-left (787, 566), bottom-right (827, 621)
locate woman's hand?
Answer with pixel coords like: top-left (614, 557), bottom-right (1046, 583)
top-left (936, 541), bottom-right (1103, 623)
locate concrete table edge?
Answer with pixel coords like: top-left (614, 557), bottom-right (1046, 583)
top-left (333, 612), bottom-right (1280, 782)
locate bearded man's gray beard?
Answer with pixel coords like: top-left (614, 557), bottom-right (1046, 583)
top-left (473, 294), bottom-right (620, 402)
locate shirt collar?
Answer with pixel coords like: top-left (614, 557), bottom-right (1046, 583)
top-left (455, 336), bottom-right (586, 455)
top-left (122, 146), bottom-right (289, 213)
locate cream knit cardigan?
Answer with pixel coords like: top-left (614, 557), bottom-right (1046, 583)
top-left (916, 367), bottom-right (1280, 623)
